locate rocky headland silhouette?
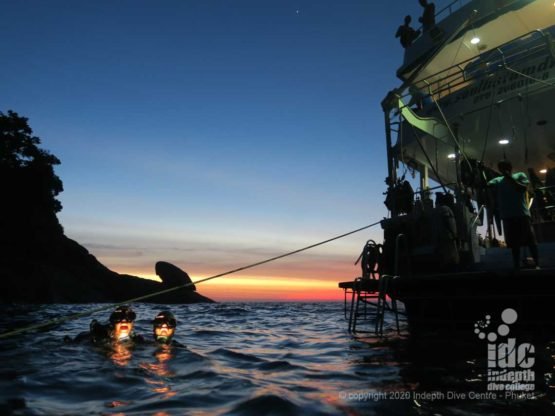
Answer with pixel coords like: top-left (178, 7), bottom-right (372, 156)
top-left (0, 110), bottom-right (213, 303)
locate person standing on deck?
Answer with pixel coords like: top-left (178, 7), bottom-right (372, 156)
top-left (418, 0), bottom-right (436, 32)
top-left (488, 160), bottom-right (539, 269)
top-left (396, 15), bottom-right (421, 48)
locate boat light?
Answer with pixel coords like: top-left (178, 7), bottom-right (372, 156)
top-left (470, 37), bottom-right (480, 45)
top-left (498, 139), bottom-right (510, 145)
top-left (447, 153), bottom-right (456, 160)
top-left (540, 169), bottom-right (548, 174)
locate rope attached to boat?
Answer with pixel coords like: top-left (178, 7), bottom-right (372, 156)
top-left (425, 80), bottom-right (472, 169)
top-left (0, 220), bottom-right (382, 340)
top-left (504, 65), bottom-right (555, 88)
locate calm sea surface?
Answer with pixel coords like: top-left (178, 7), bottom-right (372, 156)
top-left (0, 302), bottom-right (553, 415)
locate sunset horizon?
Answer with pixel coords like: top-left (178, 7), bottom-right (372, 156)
top-left (1, 0), bottom-right (413, 302)
top-left (119, 271), bottom-right (349, 302)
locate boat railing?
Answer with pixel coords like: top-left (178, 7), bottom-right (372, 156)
top-left (435, 0), bottom-right (473, 27)
top-left (397, 27), bottom-right (555, 110)
top-left (414, 0), bottom-right (473, 34)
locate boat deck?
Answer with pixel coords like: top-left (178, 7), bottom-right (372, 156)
top-left (338, 242), bottom-right (555, 335)
top-left (473, 242), bottom-right (555, 272)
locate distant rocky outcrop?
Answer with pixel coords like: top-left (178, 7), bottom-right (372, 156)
top-left (156, 261), bottom-right (197, 291)
top-left (0, 110), bottom-right (213, 304)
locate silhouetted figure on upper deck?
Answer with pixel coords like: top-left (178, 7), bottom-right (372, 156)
top-left (395, 15), bottom-right (421, 48)
top-left (418, 0), bottom-right (436, 32)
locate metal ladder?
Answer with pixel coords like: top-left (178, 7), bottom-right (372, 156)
top-left (373, 233), bottom-right (408, 335)
top-left (347, 275), bottom-right (401, 335)
top-left (345, 233), bottom-right (408, 335)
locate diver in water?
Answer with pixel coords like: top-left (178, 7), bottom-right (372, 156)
top-left (152, 311), bottom-right (184, 347)
top-left (65, 305), bottom-right (144, 344)
top-left (107, 305), bottom-right (143, 343)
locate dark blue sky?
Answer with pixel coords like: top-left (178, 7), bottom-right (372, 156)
top-left (2, 0), bottom-right (429, 299)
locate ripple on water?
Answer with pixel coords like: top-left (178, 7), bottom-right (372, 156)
top-left (256, 360), bottom-right (306, 372)
top-left (194, 329), bottom-right (232, 337)
top-left (223, 394), bottom-right (304, 416)
top-left (0, 302), bottom-right (553, 415)
top-left (211, 306), bottom-right (253, 316)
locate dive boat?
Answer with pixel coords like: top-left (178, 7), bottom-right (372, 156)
top-left (341, 0), bottom-right (555, 337)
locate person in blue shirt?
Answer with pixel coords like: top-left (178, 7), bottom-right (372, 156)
top-left (488, 160), bottom-right (539, 269)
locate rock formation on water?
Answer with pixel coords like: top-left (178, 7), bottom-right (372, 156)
top-left (0, 110), bottom-right (213, 303)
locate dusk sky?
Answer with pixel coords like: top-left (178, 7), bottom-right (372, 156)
top-left (2, 1), bottom-right (432, 301)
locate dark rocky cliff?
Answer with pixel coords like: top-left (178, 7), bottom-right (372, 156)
top-left (0, 110), bottom-right (213, 304)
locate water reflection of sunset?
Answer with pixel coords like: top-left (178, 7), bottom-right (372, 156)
top-left (140, 346), bottom-right (177, 400)
top-left (145, 378), bottom-right (177, 399)
top-left (140, 347), bottom-right (175, 378)
top-left (108, 343), bottom-right (132, 367)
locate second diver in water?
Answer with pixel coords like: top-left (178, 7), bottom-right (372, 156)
top-left (152, 311), bottom-right (184, 347)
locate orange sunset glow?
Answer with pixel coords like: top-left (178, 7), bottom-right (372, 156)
top-left (201, 276), bottom-right (345, 301)
top-left (70, 210), bottom-right (383, 303)
top-left (92, 241), bottom-right (368, 301)
top-left (123, 272), bottom-right (347, 302)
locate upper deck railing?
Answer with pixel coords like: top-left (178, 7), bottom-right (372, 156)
top-left (437, 0), bottom-right (473, 17)
top-left (415, 0), bottom-right (474, 35)
top-left (396, 26), bottom-right (555, 112)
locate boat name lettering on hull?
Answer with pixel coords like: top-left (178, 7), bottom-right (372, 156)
top-left (440, 56), bottom-right (554, 109)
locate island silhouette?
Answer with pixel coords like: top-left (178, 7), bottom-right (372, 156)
top-left (0, 110), bottom-right (213, 303)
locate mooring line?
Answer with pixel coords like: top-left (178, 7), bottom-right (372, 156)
top-left (0, 220), bottom-right (381, 340)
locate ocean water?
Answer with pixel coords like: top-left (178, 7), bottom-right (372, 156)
top-left (0, 302), bottom-right (553, 416)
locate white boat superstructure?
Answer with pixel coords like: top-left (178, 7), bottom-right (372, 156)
top-left (340, 0), bottom-right (555, 336)
top-left (382, 0), bottom-right (555, 238)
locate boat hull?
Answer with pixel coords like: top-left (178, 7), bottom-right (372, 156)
top-left (391, 268), bottom-right (555, 339)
